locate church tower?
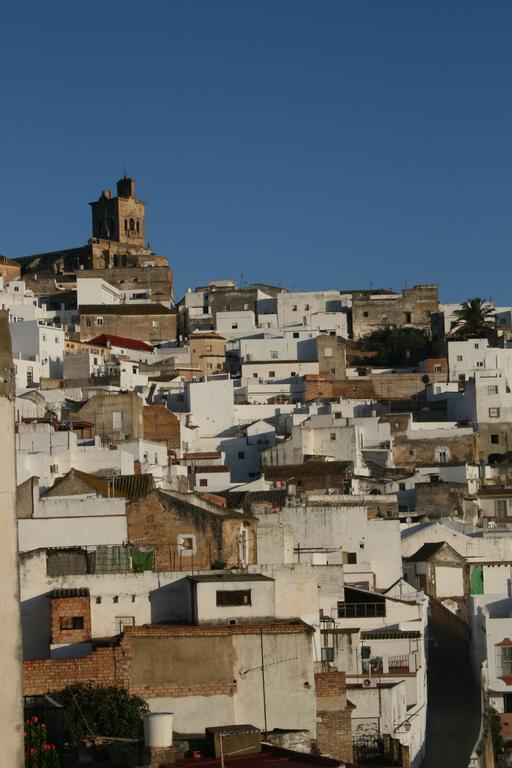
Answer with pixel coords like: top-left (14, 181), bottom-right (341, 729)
top-left (90, 176), bottom-right (145, 246)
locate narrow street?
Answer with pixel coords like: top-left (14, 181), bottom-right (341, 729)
top-left (421, 610), bottom-right (482, 768)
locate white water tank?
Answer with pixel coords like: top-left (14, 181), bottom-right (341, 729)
top-left (144, 712), bottom-right (174, 748)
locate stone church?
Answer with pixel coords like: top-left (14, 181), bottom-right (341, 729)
top-left (15, 176), bottom-right (173, 302)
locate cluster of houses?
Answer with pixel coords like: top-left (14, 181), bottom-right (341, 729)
top-left (6, 176), bottom-right (512, 766)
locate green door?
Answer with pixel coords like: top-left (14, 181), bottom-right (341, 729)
top-left (470, 565), bottom-right (484, 595)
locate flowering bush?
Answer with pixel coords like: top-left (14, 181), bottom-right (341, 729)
top-left (24, 717), bottom-right (60, 768)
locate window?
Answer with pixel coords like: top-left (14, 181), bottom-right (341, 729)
top-left (96, 317), bottom-right (103, 326)
top-left (55, 336), bottom-right (59, 343)
top-left (382, 313), bottom-right (388, 320)
top-left (290, 371), bottom-right (296, 377)
top-left (231, 323), bottom-right (238, 329)
top-left (495, 499), bottom-right (508, 519)
top-left (152, 320), bottom-right (160, 329)
top-left (207, 363), bottom-right (213, 369)
top-left (476, 361), bottom-right (484, 368)
top-left (491, 434), bottom-right (500, 445)
top-left (321, 646), bottom-right (334, 663)
top-left (399, 482), bottom-right (406, 491)
top-left (330, 432), bottom-right (336, 441)
top-left (438, 450), bottom-right (448, 464)
top-left (324, 347), bottom-right (333, 357)
top-left (113, 596), bottom-right (119, 604)
top-left (457, 355), bottom-right (463, 362)
top-left (305, 304), bottom-right (310, 311)
top-left (434, 364), bottom-right (442, 373)
top-left (268, 371), bottom-right (275, 378)
top-left (489, 407), bottom-right (501, 418)
top-left (363, 311), bottom-right (369, 318)
top-left (216, 589), bottom-right (252, 606)
top-left (253, 372), bottom-right (258, 378)
top-left (60, 616), bottom-right (84, 631)
top-left (474, 343), bottom-right (479, 349)
top-left (112, 411), bottom-right (123, 429)
top-left (292, 305), bottom-right (298, 311)
top-left (42, 334), bottom-right (47, 342)
top-left (178, 534), bottom-right (196, 554)
top-left (488, 385), bottom-right (498, 395)
top-left (346, 552), bottom-right (357, 564)
top-left (206, 345), bottom-right (212, 352)
top-left (330, 368), bottom-right (336, 375)
top-left (199, 478), bottom-right (208, 487)
top-left (270, 351), bottom-right (279, 359)
top-left (238, 451), bottom-right (245, 459)
top-left (224, 305), bottom-right (230, 311)
top-left (498, 645), bottom-right (512, 677)
top-left (293, 332), bottom-right (299, 338)
top-left (243, 304), bottom-right (249, 311)
top-left (26, 367), bottom-right (33, 386)
top-left (404, 312), bottom-right (412, 323)
top-left (96, 596), bottom-right (102, 604)
top-left (116, 616), bottom-right (135, 633)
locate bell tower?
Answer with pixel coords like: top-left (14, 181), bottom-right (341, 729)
top-left (90, 176), bottom-right (145, 246)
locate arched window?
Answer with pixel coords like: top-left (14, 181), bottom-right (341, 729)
top-left (129, 218), bottom-right (135, 231)
top-left (124, 219), bottom-right (128, 232)
top-left (136, 220), bottom-right (140, 234)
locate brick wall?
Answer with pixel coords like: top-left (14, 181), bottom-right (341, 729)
top-left (314, 670), bottom-right (353, 763)
top-left (143, 404), bottom-right (180, 449)
top-left (51, 595), bottom-right (91, 645)
top-left (24, 623), bottom-right (307, 698)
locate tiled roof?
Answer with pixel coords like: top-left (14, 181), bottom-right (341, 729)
top-left (219, 489), bottom-right (288, 510)
top-left (194, 465), bottom-right (229, 474)
top-left (80, 303), bottom-right (174, 315)
top-left (263, 461), bottom-right (352, 480)
top-left (405, 541), bottom-right (452, 562)
top-left (169, 743), bottom-right (341, 768)
top-left (51, 588), bottom-right (90, 599)
top-left (88, 333), bottom-right (154, 352)
top-left (361, 629), bottom-right (421, 640)
top-left (43, 468), bottom-right (154, 500)
top-left (184, 451), bottom-right (222, 459)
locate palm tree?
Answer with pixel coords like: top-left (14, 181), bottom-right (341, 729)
top-left (452, 298), bottom-right (496, 339)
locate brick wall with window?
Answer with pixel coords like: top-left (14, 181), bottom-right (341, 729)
top-left (51, 591), bottom-right (91, 645)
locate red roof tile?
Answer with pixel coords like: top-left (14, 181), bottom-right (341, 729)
top-left (88, 333), bottom-right (154, 352)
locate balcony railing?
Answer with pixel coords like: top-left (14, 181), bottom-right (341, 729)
top-left (388, 654), bottom-right (410, 673)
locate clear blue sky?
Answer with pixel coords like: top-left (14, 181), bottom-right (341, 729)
top-left (1, 1), bottom-right (512, 303)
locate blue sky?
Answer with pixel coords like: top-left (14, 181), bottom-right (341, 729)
top-left (1, 1), bottom-right (512, 302)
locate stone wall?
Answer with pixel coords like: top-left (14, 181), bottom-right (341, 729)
top-left (352, 284), bottom-right (439, 340)
top-left (392, 433), bottom-right (478, 470)
top-left (126, 491), bottom-right (256, 571)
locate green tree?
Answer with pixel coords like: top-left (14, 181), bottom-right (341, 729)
top-left (359, 327), bottom-right (431, 367)
top-left (452, 298), bottom-right (495, 339)
top-left (488, 706), bottom-right (505, 757)
top-left (52, 685), bottom-right (149, 744)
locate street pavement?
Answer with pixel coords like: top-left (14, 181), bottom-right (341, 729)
top-left (421, 611), bottom-right (482, 768)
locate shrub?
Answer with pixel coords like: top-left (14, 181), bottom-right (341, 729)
top-left (25, 716), bottom-right (59, 767)
top-left (52, 684), bottom-right (149, 744)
